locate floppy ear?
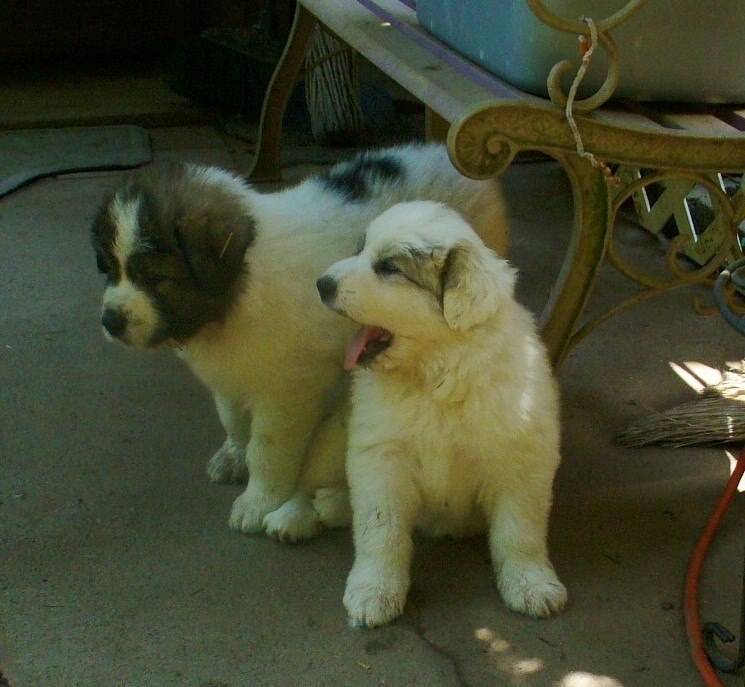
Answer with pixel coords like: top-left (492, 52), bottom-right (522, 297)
top-left (171, 200), bottom-right (256, 297)
top-left (441, 242), bottom-right (516, 331)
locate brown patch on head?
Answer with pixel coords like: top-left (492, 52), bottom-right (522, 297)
top-left (131, 164), bottom-right (254, 292)
top-left (373, 243), bottom-right (447, 299)
top-left (93, 163), bottom-right (257, 345)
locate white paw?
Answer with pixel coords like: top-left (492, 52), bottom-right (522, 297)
top-left (497, 559), bottom-right (568, 618)
top-left (207, 439), bottom-right (248, 484)
top-left (263, 495), bottom-right (321, 543)
top-left (313, 487), bottom-right (352, 529)
top-left (344, 561), bottom-right (409, 628)
top-left (228, 484), bottom-right (286, 535)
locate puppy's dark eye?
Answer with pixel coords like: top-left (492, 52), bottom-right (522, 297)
top-left (374, 258), bottom-right (401, 276)
top-left (95, 253), bottom-right (109, 274)
top-left (130, 252), bottom-right (179, 286)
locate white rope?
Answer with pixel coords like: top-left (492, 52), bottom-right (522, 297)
top-left (564, 17), bottom-right (619, 185)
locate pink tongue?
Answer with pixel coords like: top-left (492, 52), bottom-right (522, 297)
top-left (344, 326), bottom-right (386, 371)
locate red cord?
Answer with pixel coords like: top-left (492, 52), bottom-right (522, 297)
top-left (684, 448), bottom-right (745, 686)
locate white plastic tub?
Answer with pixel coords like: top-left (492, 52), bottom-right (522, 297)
top-left (416, 0), bottom-right (745, 103)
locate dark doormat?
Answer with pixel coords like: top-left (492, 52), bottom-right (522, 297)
top-left (0, 125), bottom-right (151, 198)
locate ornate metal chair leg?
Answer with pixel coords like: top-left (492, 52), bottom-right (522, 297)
top-left (539, 153), bottom-right (612, 368)
top-left (446, 112), bottom-right (611, 370)
top-left (248, 3), bottom-right (318, 183)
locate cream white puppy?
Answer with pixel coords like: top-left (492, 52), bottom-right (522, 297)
top-left (317, 201), bottom-right (567, 627)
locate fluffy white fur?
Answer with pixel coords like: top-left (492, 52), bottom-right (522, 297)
top-left (97, 144), bottom-right (509, 541)
top-left (318, 201), bottom-right (567, 626)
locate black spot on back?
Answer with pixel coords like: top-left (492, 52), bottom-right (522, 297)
top-left (320, 152), bottom-right (405, 201)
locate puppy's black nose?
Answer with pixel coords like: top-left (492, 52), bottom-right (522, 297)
top-left (316, 275), bottom-right (338, 303)
top-left (102, 308), bottom-right (127, 338)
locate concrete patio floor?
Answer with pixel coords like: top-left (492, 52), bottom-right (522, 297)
top-left (1, 73), bottom-right (744, 687)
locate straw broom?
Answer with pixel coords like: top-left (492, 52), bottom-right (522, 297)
top-left (618, 252), bottom-right (745, 448)
top-left (304, 27), bottom-right (364, 146)
top-left (617, 362), bottom-right (745, 447)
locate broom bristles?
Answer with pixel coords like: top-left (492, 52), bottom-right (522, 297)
top-left (304, 28), bottom-right (364, 145)
top-left (617, 394), bottom-right (745, 448)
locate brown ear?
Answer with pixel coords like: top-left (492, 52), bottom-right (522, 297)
top-left (172, 198), bottom-right (255, 297)
top-left (441, 243), bottom-right (515, 331)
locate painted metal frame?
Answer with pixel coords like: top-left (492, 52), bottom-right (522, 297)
top-left (249, 0), bottom-right (745, 368)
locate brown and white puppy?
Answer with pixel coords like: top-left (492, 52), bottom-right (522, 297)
top-left (91, 144), bottom-right (509, 541)
top-left (318, 201), bottom-right (566, 626)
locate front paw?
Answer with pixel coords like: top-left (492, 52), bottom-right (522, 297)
top-left (229, 484), bottom-right (286, 535)
top-left (497, 559), bottom-right (568, 618)
top-left (263, 494), bottom-right (321, 543)
top-left (344, 560), bottom-right (409, 628)
top-left (207, 439), bottom-right (248, 484)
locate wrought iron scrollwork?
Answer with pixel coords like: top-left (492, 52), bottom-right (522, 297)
top-left (567, 171), bottom-right (745, 349)
top-left (525, 0), bottom-right (649, 112)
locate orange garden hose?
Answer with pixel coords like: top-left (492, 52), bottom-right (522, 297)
top-left (684, 447), bottom-right (745, 686)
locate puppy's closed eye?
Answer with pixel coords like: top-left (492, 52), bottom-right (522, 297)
top-left (373, 258), bottom-right (402, 277)
top-left (95, 251), bottom-right (121, 282)
top-left (127, 252), bottom-right (184, 286)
